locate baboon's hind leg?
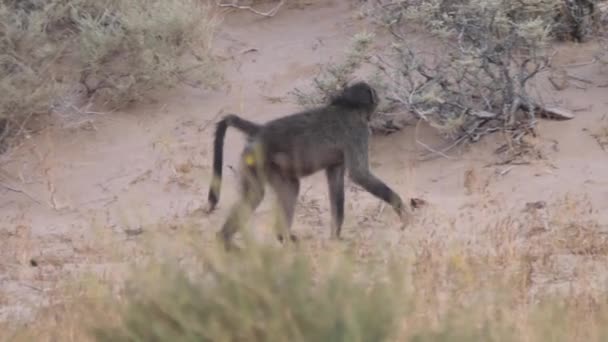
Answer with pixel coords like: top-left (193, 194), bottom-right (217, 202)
top-left (268, 170), bottom-right (300, 244)
top-left (217, 160), bottom-right (266, 251)
top-left (326, 164), bottom-right (345, 240)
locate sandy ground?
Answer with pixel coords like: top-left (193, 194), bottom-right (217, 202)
top-left (1, 0), bottom-right (608, 324)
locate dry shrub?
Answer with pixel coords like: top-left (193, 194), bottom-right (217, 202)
top-left (289, 31), bottom-right (407, 134)
top-left (552, 0), bottom-right (601, 42)
top-left (0, 2), bottom-right (65, 147)
top-left (368, 0), bottom-right (600, 43)
top-left (291, 32), bottom-right (375, 108)
top-left (72, 0), bottom-right (220, 108)
top-left (347, 0), bottom-right (602, 148)
top-left (366, 0), bottom-right (556, 146)
top-left (290, 1), bottom-right (601, 138)
top-left (0, 0), bottom-right (220, 148)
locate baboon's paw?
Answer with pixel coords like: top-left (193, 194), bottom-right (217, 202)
top-left (410, 197), bottom-right (427, 209)
top-left (202, 202), bottom-right (217, 215)
top-left (277, 233), bottom-right (299, 244)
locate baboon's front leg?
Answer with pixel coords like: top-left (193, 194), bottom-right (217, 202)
top-left (345, 135), bottom-right (410, 227)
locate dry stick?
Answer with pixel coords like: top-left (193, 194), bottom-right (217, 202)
top-left (198, 109), bottom-right (226, 134)
top-left (567, 74), bottom-right (594, 84)
top-left (416, 138), bottom-right (455, 160)
top-left (414, 119), bottom-right (455, 161)
top-left (414, 119), bottom-right (462, 160)
top-left (216, 0), bottom-right (285, 17)
top-left (499, 165), bottom-right (516, 176)
top-left (18, 282), bottom-right (43, 293)
top-left (572, 105), bottom-right (593, 112)
top-left (561, 58), bottom-right (598, 68)
top-left (0, 181), bottom-right (42, 205)
top-left (572, 83), bottom-right (588, 90)
top-left (418, 134), bottom-right (468, 162)
top-left (374, 202), bottom-right (386, 221)
top-left (547, 76), bottom-right (565, 90)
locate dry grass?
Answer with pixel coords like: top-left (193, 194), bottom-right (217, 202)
top-left (2, 193), bottom-right (608, 341)
top-left (590, 116), bottom-right (608, 151)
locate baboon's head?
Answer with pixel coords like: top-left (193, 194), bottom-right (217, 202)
top-left (330, 81), bottom-right (379, 117)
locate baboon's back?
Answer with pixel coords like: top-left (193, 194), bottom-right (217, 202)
top-left (257, 106), bottom-right (367, 177)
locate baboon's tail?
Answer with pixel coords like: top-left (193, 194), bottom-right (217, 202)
top-left (207, 114), bottom-right (262, 211)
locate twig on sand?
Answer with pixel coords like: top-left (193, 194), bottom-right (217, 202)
top-left (498, 165), bottom-right (516, 176)
top-left (0, 181), bottom-right (42, 205)
top-left (567, 74), bottom-right (593, 84)
top-left (374, 202), bottom-right (386, 220)
top-left (216, 0), bottom-right (285, 17)
top-left (561, 58), bottom-right (598, 69)
top-left (198, 110), bottom-right (226, 134)
top-left (414, 120), bottom-right (457, 161)
top-left (416, 139), bottom-right (456, 160)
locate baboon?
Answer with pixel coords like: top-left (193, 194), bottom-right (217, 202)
top-left (206, 81), bottom-right (410, 250)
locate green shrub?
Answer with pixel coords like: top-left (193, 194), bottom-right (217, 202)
top-left (91, 243), bottom-right (405, 342)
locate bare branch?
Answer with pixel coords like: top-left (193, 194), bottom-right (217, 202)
top-left (367, 0), bottom-right (561, 145)
top-left (216, 0), bottom-right (285, 17)
top-left (0, 181), bottom-right (43, 205)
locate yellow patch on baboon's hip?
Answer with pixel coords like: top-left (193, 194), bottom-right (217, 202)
top-left (244, 153), bottom-right (256, 166)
